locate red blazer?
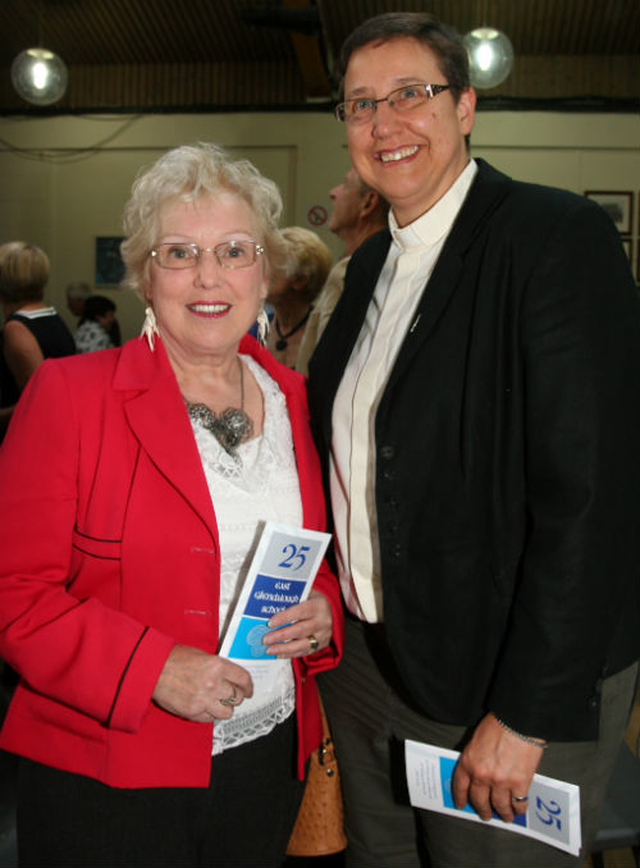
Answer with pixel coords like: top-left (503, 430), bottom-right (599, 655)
top-left (0, 335), bottom-right (343, 787)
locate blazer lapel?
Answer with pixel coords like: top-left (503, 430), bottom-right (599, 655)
top-left (114, 339), bottom-right (217, 537)
top-left (310, 161), bottom-right (513, 450)
top-left (309, 229), bottom-right (392, 446)
top-left (385, 159), bottom-right (512, 390)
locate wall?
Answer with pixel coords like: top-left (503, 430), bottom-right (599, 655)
top-left (0, 110), bottom-right (638, 340)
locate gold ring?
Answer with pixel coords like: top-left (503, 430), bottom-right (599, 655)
top-left (308, 635), bottom-right (319, 653)
top-left (220, 685), bottom-right (239, 708)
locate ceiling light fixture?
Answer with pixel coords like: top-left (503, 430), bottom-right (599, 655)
top-left (11, 47), bottom-right (68, 106)
top-left (464, 0), bottom-right (514, 91)
top-left (464, 27), bottom-right (514, 89)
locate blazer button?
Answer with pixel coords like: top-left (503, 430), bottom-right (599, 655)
top-left (380, 445), bottom-right (395, 460)
top-left (587, 696), bottom-right (599, 711)
top-left (382, 469), bottom-right (396, 481)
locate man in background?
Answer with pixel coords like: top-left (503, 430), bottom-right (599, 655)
top-left (296, 167), bottom-right (388, 375)
top-left (65, 281), bottom-right (92, 320)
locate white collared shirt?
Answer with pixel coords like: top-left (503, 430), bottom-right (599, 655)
top-left (329, 160), bottom-right (478, 622)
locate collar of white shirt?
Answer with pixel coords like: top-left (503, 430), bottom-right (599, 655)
top-left (388, 158), bottom-right (478, 251)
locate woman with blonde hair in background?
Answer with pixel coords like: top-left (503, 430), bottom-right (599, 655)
top-left (266, 225), bottom-right (332, 369)
top-left (0, 241), bottom-right (75, 438)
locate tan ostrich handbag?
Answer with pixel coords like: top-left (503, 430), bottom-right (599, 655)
top-left (286, 700), bottom-right (347, 857)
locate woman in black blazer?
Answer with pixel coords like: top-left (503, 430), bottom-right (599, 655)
top-left (308, 11), bottom-right (639, 868)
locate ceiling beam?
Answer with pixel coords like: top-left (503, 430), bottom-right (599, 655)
top-left (283, 0), bottom-right (332, 98)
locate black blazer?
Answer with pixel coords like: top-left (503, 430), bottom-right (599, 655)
top-left (308, 159), bottom-right (640, 741)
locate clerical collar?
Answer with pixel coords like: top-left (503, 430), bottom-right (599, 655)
top-left (389, 159), bottom-right (478, 252)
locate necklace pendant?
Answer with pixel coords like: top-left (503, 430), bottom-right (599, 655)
top-left (186, 401), bottom-right (253, 462)
top-left (274, 308), bottom-right (311, 352)
top-left (215, 407), bottom-right (253, 453)
top-left (184, 358), bottom-right (252, 463)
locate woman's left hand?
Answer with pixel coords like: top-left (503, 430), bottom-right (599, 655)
top-left (452, 712), bottom-right (545, 823)
top-left (262, 589), bottom-right (333, 659)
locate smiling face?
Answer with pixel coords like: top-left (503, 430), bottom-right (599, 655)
top-left (147, 191), bottom-right (268, 365)
top-left (343, 37), bottom-right (476, 227)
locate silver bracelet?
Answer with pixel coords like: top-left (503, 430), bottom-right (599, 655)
top-left (494, 715), bottom-right (548, 749)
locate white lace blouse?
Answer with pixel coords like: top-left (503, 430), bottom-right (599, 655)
top-left (188, 354), bottom-right (303, 755)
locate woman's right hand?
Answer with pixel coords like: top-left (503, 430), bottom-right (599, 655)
top-left (152, 644), bottom-right (253, 722)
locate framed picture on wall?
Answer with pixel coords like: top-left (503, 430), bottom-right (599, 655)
top-left (621, 238), bottom-right (632, 260)
top-left (584, 191), bottom-right (632, 235)
top-left (95, 236), bottom-right (125, 286)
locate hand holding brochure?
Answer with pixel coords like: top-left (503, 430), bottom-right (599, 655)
top-left (405, 740), bottom-right (581, 856)
top-left (219, 522), bottom-right (331, 691)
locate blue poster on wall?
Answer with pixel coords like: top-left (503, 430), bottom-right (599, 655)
top-left (95, 236), bottom-right (125, 285)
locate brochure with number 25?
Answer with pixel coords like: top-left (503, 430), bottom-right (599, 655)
top-left (405, 740), bottom-right (581, 856)
top-left (219, 521), bottom-right (331, 692)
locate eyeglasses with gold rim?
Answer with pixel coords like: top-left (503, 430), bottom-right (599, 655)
top-left (150, 241), bottom-right (265, 270)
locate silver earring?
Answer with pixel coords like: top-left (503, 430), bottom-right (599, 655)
top-left (141, 306), bottom-right (159, 351)
top-left (257, 304), bottom-right (270, 346)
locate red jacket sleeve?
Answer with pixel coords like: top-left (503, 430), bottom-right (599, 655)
top-left (0, 361), bottom-right (174, 732)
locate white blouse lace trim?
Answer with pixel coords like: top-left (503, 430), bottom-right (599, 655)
top-left (188, 354), bottom-right (303, 755)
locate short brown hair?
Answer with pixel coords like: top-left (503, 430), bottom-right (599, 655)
top-left (339, 12), bottom-right (470, 104)
top-left (0, 241), bottom-right (50, 304)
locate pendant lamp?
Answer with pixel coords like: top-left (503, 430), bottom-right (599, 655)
top-left (464, 26), bottom-right (514, 89)
top-left (11, 47), bottom-right (68, 106)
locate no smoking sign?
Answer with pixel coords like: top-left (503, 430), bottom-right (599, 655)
top-left (307, 205), bottom-right (328, 226)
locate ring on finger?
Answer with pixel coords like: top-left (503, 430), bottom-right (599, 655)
top-left (307, 634), bottom-right (319, 654)
top-left (220, 684), bottom-right (239, 708)
top-left (511, 794), bottom-right (529, 803)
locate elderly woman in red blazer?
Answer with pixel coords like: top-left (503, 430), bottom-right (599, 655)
top-left (0, 142), bottom-right (343, 868)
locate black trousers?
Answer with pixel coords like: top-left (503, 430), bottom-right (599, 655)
top-left (17, 715), bottom-right (304, 868)
top-left (321, 616), bottom-right (638, 868)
